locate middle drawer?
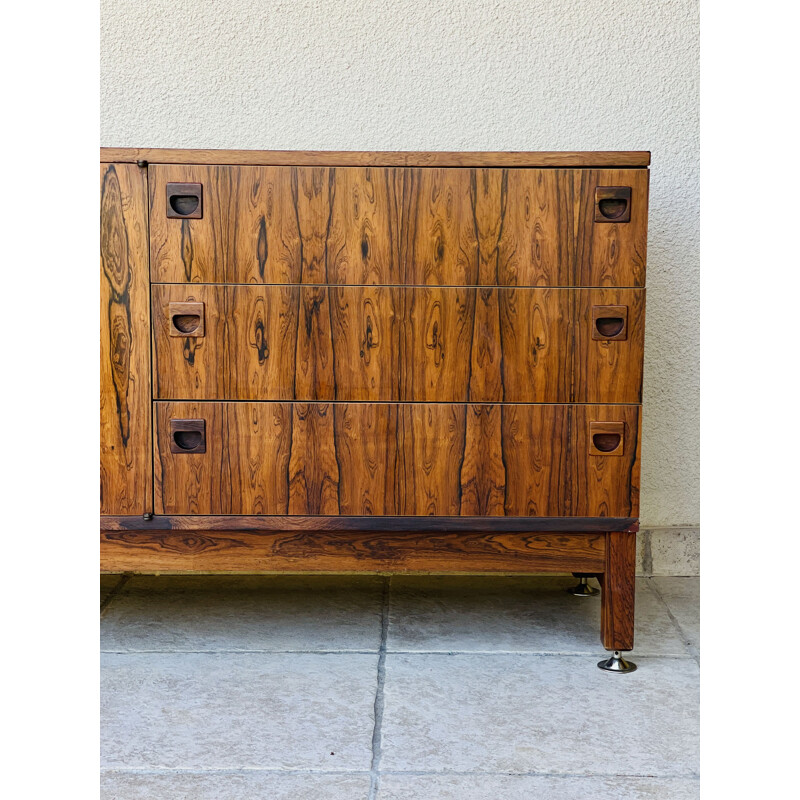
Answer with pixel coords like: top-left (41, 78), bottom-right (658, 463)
top-left (153, 285), bottom-right (644, 403)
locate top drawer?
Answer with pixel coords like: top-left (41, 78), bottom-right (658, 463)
top-left (149, 166), bottom-right (648, 287)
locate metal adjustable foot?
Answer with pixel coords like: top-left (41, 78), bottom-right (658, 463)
top-left (566, 574), bottom-right (599, 597)
top-left (597, 651), bottom-right (637, 673)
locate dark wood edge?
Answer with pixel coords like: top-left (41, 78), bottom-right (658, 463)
top-left (100, 148), bottom-right (651, 168)
top-left (100, 530), bottom-right (607, 574)
top-left (101, 515), bottom-right (639, 533)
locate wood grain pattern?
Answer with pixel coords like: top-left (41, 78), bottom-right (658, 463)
top-left (400, 286), bottom-right (477, 401)
top-left (330, 286), bottom-right (401, 400)
top-left (225, 402), bottom-right (294, 514)
top-left (396, 404), bottom-right (466, 516)
top-left (333, 403), bottom-right (399, 515)
top-left (497, 169), bottom-right (573, 286)
top-left (154, 286), bottom-right (641, 402)
top-left (502, 404), bottom-right (571, 516)
top-left (100, 163), bottom-right (152, 514)
top-left (100, 529), bottom-right (607, 574)
top-left (149, 166), bottom-right (649, 286)
top-left (573, 405), bottom-right (642, 517)
top-left (287, 403), bottom-right (340, 514)
top-left (103, 148), bottom-right (651, 168)
top-left (327, 167), bottom-right (404, 284)
top-left (154, 402), bottom-right (639, 516)
top-left (600, 530), bottom-right (636, 650)
top-left (401, 168), bottom-right (478, 285)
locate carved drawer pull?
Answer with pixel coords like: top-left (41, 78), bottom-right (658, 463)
top-left (592, 304), bottom-right (628, 341)
top-left (589, 421), bottom-right (625, 456)
top-left (169, 419), bottom-right (206, 454)
top-left (595, 186), bottom-right (631, 223)
top-left (166, 182), bottom-right (203, 219)
top-left (169, 301), bottom-right (205, 337)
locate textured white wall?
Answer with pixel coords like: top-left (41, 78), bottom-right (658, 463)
top-left (101, 0), bottom-right (699, 528)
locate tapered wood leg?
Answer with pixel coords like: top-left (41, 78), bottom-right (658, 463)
top-left (599, 530), bottom-right (636, 651)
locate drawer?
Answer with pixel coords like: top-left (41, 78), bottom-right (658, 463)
top-left (149, 165), bottom-right (648, 286)
top-left (152, 286), bottom-right (644, 403)
top-left (154, 402), bottom-right (640, 517)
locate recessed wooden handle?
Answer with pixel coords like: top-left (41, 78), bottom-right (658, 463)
top-left (592, 305), bottom-right (628, 341)
top-left (166, 182), bottom-right (203, 219)
top-left (169, 302), bottom-right (205, 337)
top-left (589, 421), bottom-right (625, 456)
top-left (595, 186), bottom-right (631, 223)
top-left (169, 419), bottom-right (206, 454)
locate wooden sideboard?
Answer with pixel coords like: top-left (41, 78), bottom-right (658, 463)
top-left (101, 148), bottom-right (649, 667)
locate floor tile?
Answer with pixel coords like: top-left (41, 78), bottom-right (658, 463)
top-left (378, 774), bottom-right (700, 799)
top-left (101, 576), bottom-right (384, 652)
top-left (380, 653), bottom-right (699, 776)
top-left (388, 576), bottom-right (688, 656)
top-left (101, 575), bottom-right (123, 607)
top-left (101, 771), bottom-right (370, 799)
top-left (101, 653), bottom-right (377, 770)
top-left (650, 577), bottom-right (700, 652)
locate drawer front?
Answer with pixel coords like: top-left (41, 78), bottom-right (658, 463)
top-left (154, 402), bottom-right (640, 517)
top-left (149, 165), bottom-right (648, 286)
top-left (153, 285), bottom-right (644, 402)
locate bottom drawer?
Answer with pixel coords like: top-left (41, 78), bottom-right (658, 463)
top-left (154, 402), bottom-right (640, 517)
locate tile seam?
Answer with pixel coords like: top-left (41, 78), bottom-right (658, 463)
top-left (100, 767), bottom-right (699, 779)
top-left (367, 576), bottom-right (390, 800)
top-left (101, 649), bottom-right (694, 658)
top-left (647, 577), bottom-right (700, 664)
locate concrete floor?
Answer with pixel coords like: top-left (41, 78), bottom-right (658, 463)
top-left (100, 574), bottom-right (699, 799)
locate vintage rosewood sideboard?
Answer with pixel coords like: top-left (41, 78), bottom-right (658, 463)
top-left (100, 148), bottom-right (648, 671)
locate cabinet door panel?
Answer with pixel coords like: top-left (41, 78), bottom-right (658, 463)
top-left (100, 163), bottom-right (152, 514)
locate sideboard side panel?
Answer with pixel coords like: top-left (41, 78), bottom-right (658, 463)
top-left (100, 163), bottom-right (152, 514)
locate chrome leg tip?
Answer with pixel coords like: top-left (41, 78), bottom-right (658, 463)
top-left (597, 651), bottom-right (637, 673)
top-left (566, 577), bottom-right (600, 597)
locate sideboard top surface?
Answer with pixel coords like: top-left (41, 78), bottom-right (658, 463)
top-left (100, 148), bottom-right (651, 168)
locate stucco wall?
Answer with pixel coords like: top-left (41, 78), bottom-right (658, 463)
top-left (101, 0), bottom-right (699, 529)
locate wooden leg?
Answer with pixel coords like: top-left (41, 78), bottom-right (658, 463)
top-left (599, 530), bottom-right (636, 651)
